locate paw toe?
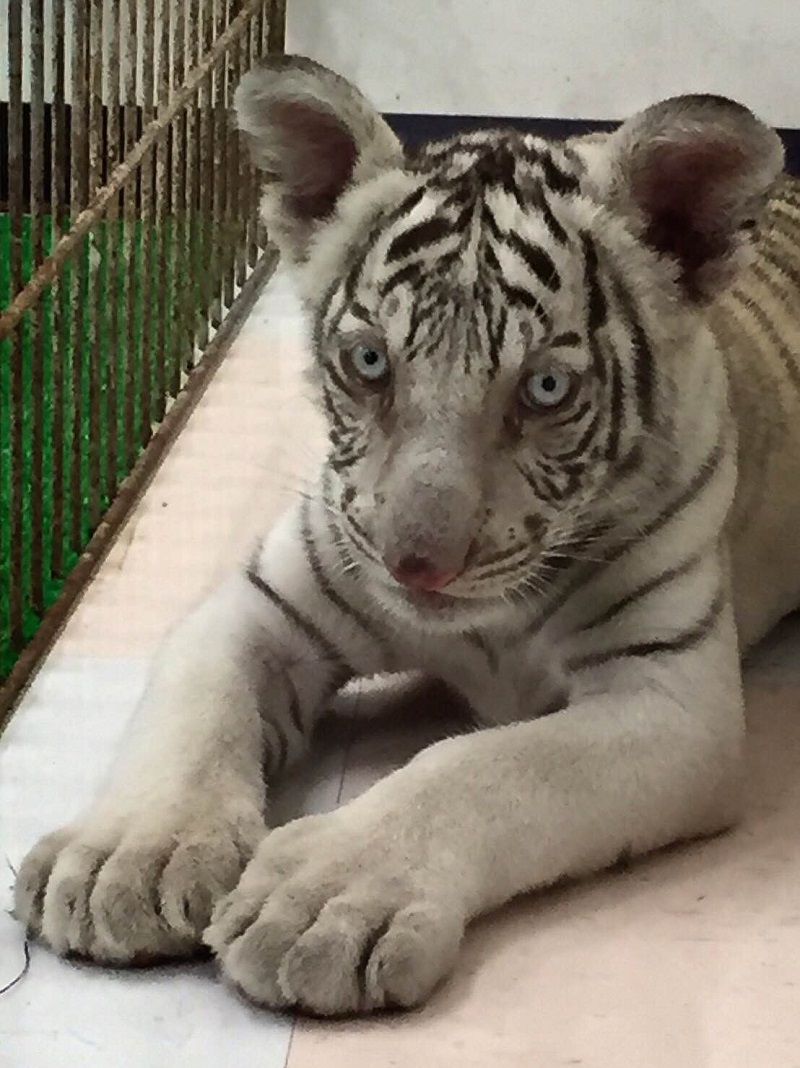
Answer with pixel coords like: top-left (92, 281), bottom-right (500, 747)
top-left (13, 828), bottom-right (74, 935)
top-left (277, 900), bottom-right (376, 1015)
top-left (40, 841), bottom-right (113, 956)
top-left (205, 890), bottom-right (265, 953)
top-left (88, 846), bottom-right (178, 960)
top-left (364, 904), bottom-right (462, 1009)
top-left (217, 896), bottom-right (318, 1008)
top-left (159, 833), bottom-right (245, 938)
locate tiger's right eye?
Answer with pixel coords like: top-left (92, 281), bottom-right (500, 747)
top-left (346, 343), bottom-right (391, 385)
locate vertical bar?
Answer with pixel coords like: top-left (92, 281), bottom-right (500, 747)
top-left (267, 0), bottom-right (286, 54)
top-left (152, 0), bottom-right (172, 421)
top-left (169, 0), bottom-right (188, 393)
top-left (105, 0), bottom-right (122, 495)
top-left (222, 0), bottom-right (237, 311)
top-left (138, 0), bottom-right (156, 448)
top-left (193, 0), bottom-right (211, 352)
top-left (49, 0), bottom-right (66, 577)
top-left (211, 0), bottom-right (229, 330)
top-left (247, 3), bottom-right (263, 269)
top-left (87, 0), bottom-right (105, 525)
top-left (29, 0), bottom-right (46, 617)
top-left (70, 0), bottom-right (89, 549)
top-left (261, 0), bottom-right (271, 54)
top-left (233, 11), bottom-right (248, 290)
top-left (122, 0), bottom-right (139, 469)
top-left (207, 0), bottom-right (223, 328)
top-left (185, 0), bottom-right (202, 369)
top-left (7, 0), bottom-right (25, 647)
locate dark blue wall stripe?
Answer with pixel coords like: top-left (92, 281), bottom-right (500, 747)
top-left (385, 113), bottom-right (800, 176)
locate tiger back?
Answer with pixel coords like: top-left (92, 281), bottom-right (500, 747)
top-left (711, 178), bottom-right (800, 645)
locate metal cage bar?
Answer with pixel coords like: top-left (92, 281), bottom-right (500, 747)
top-left (0, 0), bottom-right (286, 725)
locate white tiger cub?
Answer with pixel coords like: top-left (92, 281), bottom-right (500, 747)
top-left (15, 55), bottom-right (800, 1017)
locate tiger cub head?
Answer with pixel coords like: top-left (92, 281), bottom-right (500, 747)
top-left (235, 56), bottom-right (783, 625)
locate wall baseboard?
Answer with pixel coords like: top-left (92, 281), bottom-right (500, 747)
top-left (385, 113), bottom-right (800, 176)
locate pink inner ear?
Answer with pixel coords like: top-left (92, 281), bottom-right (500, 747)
top-left (631, 139), bottom-right (748, 297)
top-left (269, 99), bottom-right (358, 221)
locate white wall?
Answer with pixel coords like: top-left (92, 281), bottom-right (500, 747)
top-left (287, 0), bottom-right (800, 127)
top-left (4, 1), bottom-right (798, 126)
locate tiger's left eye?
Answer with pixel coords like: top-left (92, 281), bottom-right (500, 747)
top-left (520, 368), bottom-right (574, 410)
top-left (347, 343), bottom-right (390, 384)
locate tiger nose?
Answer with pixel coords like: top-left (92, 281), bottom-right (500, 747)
top-left (388, 555), bottom-right (461, 592)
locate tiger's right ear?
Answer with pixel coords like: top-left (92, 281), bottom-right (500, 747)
top-left (234, 55), bottom-right (404, 259)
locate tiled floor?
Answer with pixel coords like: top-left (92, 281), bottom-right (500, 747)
top-left (2, 270), bottom-right (800, 1067)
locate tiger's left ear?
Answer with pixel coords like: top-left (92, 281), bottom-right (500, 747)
top-left (575, 95), bottom-right (784, 301)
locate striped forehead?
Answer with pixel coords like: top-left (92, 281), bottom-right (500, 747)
top-left (362, 183), bottom-right (577, 344)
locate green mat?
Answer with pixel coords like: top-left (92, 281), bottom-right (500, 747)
top-left (0, 211), bottom-right (223, 679)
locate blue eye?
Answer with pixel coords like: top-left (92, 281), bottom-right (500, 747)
top-left (349, 342), bottom-right (390, 383)
top-left (521, 369), bottom-right (573, 409)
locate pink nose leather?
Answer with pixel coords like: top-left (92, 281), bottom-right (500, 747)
top-left (390, 555), bottom-right (460, 592)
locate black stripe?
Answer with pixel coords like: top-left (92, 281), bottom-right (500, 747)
top-left (390, 182), bottom-right (429, 220)
top-left (619, 442), bottom-right (724, 549)
top-left (568, 588), bottom-right (724, 671)
top-left (504, 229), bottom-right (561, 291)
top-left (729, 286), bottom-right (800, 394)
top-left (551, 398), bottom-right (592, 429)
top-left (581, 232), bottom-right (608, 384)
top-left (749, 258), bottom-right (799, 308)
top-left (386, 216), bottom-right (453, 263)
top-left (301, 497), bottom-right (391, 657)
top-left (328, 258), bottom-right (367, 338)
top-left (320, 384), bottom-right (349, 436)
top-left (551, 411), bottom-right (601, 462)
top-left (318, 187), bottom-right (431, 342)
top-left (488, 301), bottom-right (506, 378)
top-left (537, 189), bottom-right (569, 245)
top-left (410, 305), bottom-right (451, 360)
top-left (523, 439), bottom-right (725, 636)
top-left (582, 232), bottom-right (607, 331)
top-left (342, 510), bottom-right (383, 564)
top-left (244, 563), bottom-right (349, 672)
top-left (489, 263), bottom-right (550, 329)
top-left (329, 443), bottom-right (369, 473)
top-left (760, 236), bottom-right (800, 293)
top-left (540, 150), bottom-right (581, 195)
top-left (613, 276), bottom-right (656, 427)
top-left (324, 357), bottom-right (361, 405)
top-left (350, 300), bottom-right (372, 322)
top-left (576, 553), bottom-right (704, 633)
top-left (515, 460), bottom-right (544, 496)
top-left (605, 352), bottom-right (624, 462)
top-left (380, 260), bottom-right (424, 297)
top-left (405, 291), bottom-right (434, 353)
top-left (314, 273), bottom-right (349, 352)
top-left (552, 330), bottom-right (581, 348)
top-left (538, 520), bottom-right (613, 575)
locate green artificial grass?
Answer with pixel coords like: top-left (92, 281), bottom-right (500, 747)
top-left (0, 211), bottom-right (222, 680)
